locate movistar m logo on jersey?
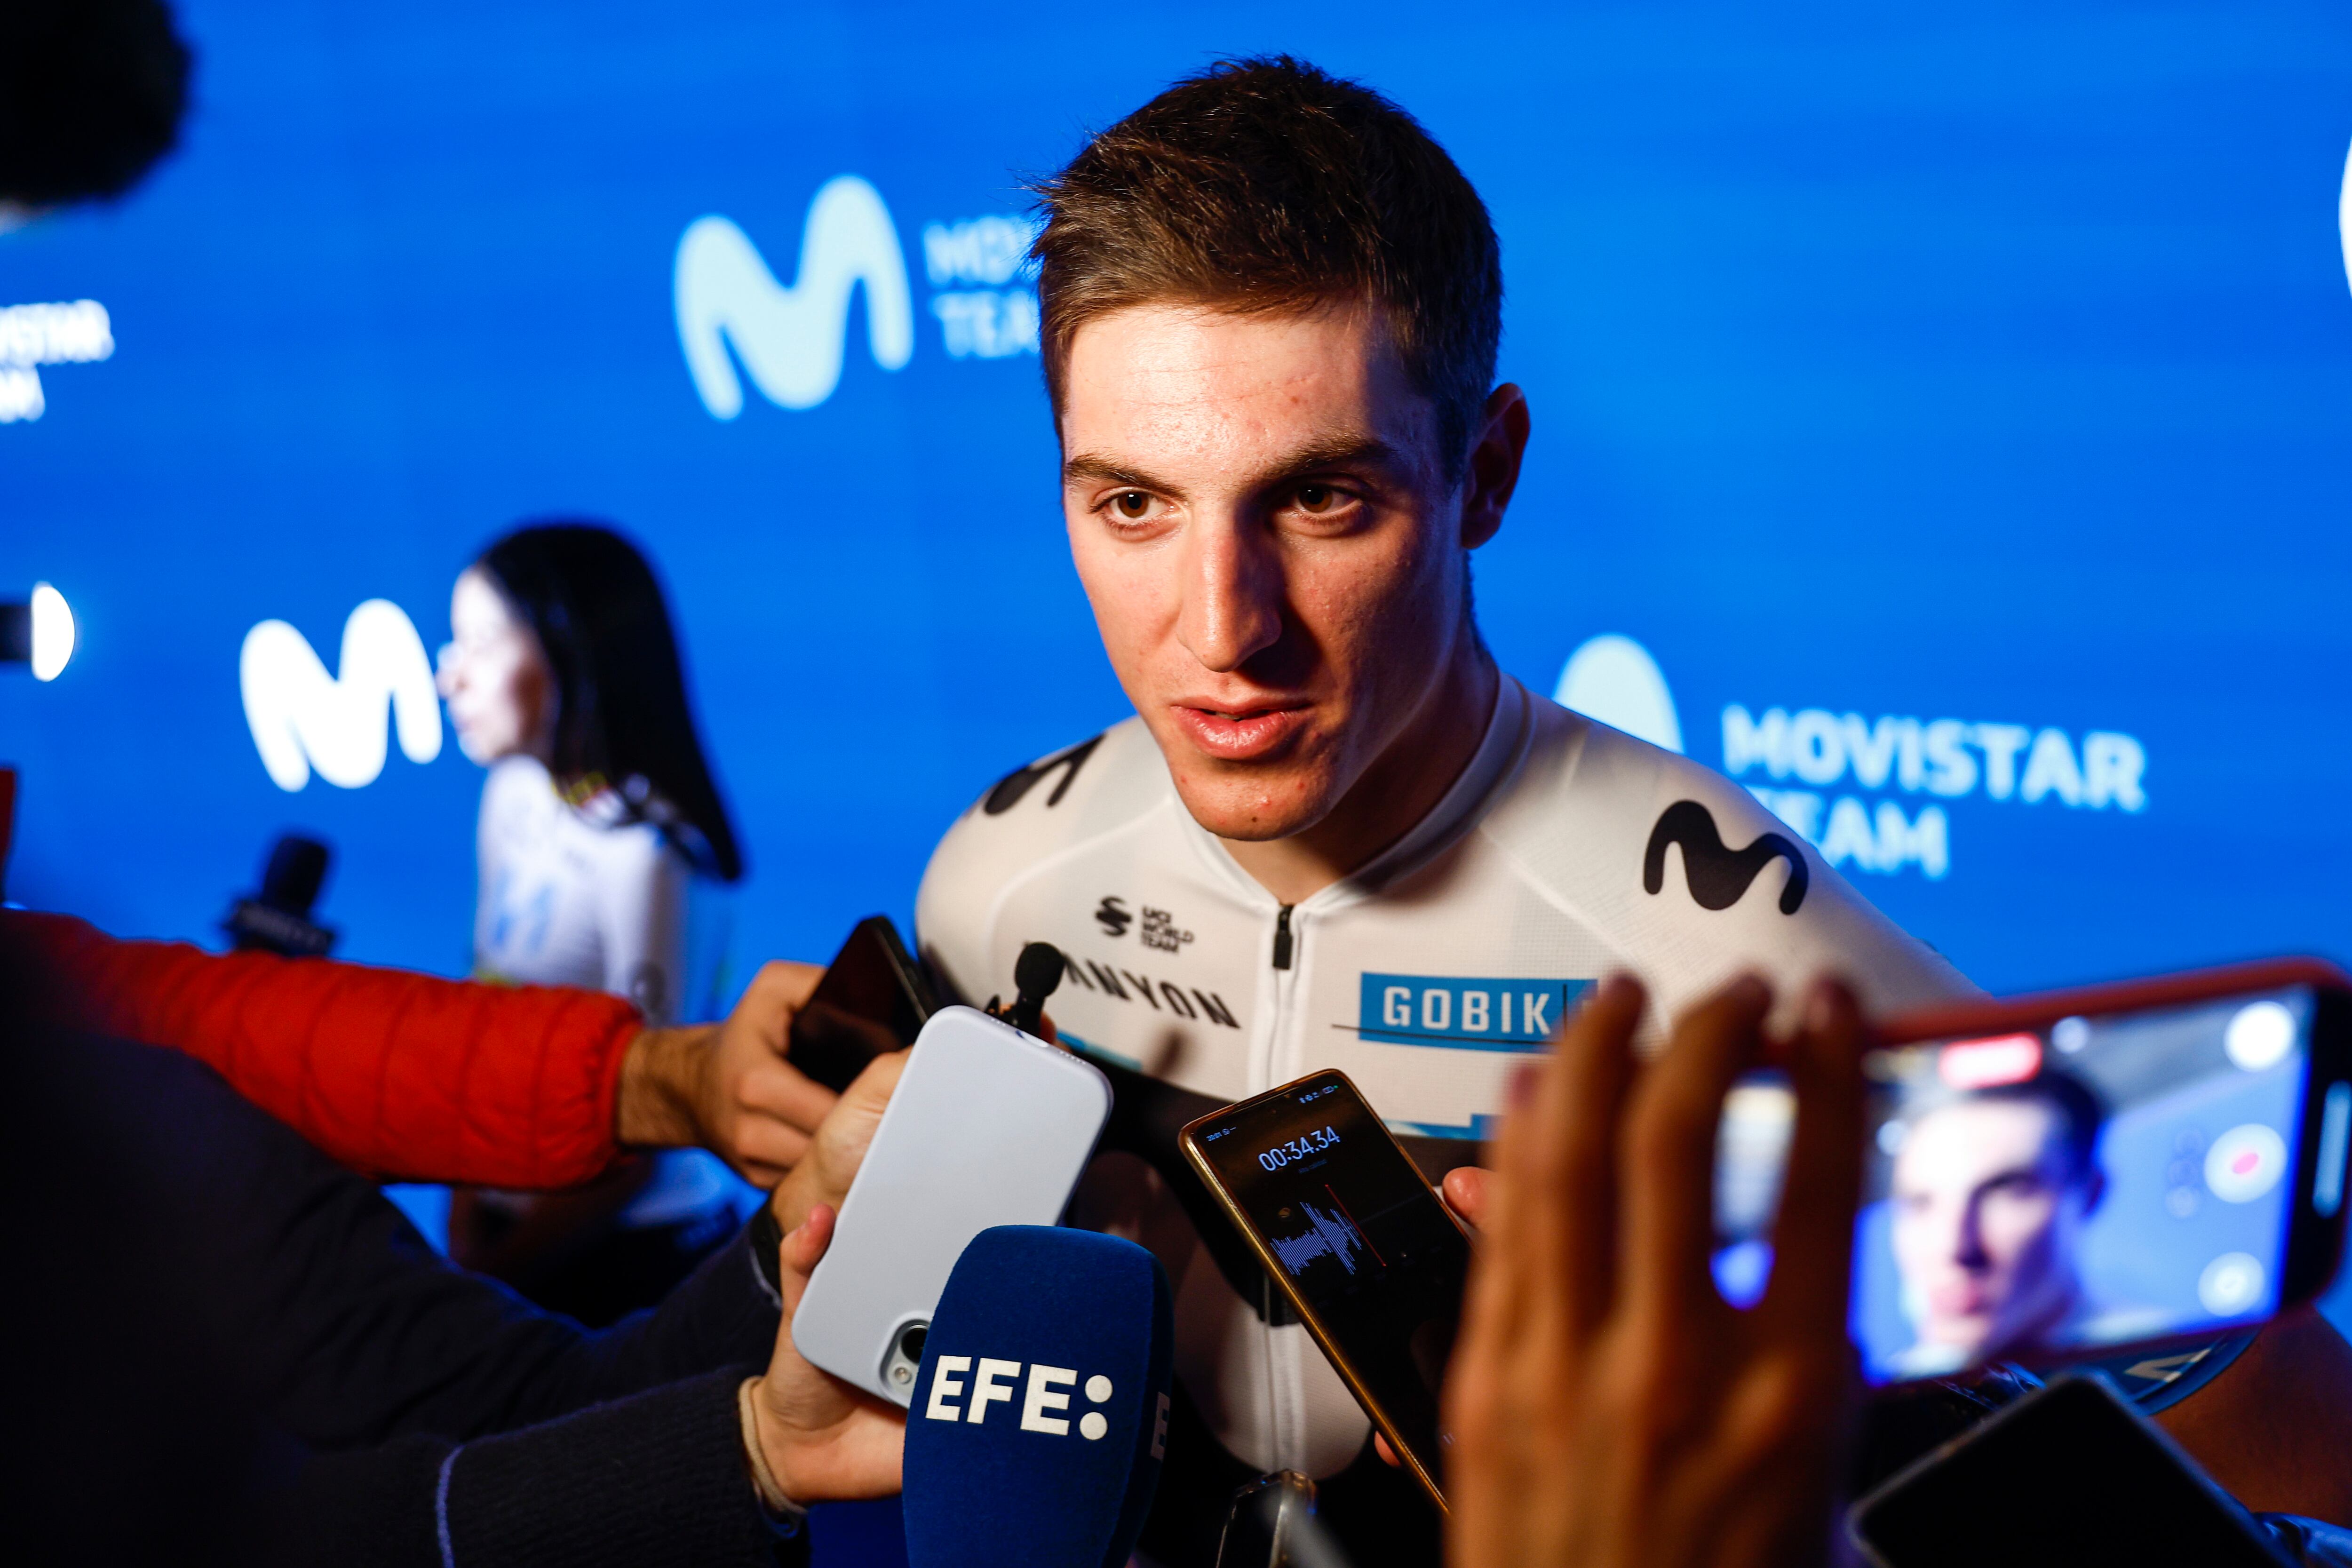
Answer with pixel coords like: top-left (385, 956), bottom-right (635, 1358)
top-left (1354, 974), bottom-right (1589, 1050)
top-left (675, 175), bottom-right (914, 416)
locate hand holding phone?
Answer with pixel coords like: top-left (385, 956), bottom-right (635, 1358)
top-left (1710, 961), bottom-right (2352, 1390)
top-left (790, 1005), bottom-right (1111, 1406)
top-left (1445, 973), bottom-right (1870, 1568)
top-left (788, 916), bottom-right (939, 1094)
top-left (1183, 1070), bottom-right (1472, 1506)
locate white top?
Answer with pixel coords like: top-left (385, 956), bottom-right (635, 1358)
top-left (474, 756), bottom-right (690, 1023)
top-left (917, 677), bottom-right (1977, 1477)
top-left (472, 755), bottom-right (735, 1228)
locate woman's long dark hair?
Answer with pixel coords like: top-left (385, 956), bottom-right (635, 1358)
top-left (476, 522), bottom-right (744, 883)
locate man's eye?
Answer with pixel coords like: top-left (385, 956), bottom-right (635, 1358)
top-left (1113, 492), bottom-right (1152, 520)
top-left (1295, 484), bottom-right (1337, 514)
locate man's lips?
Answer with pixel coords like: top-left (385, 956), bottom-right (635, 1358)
top-left (1170, 701), bottom-right (1312, 762)
top-left (1927, 1280), bottom-right (1992, 1318)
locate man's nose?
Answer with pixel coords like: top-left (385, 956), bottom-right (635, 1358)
top-left (1177, 511), bottom-right (1284, 675)
top-left (1953, 1198), bottom-right (1991, 1269)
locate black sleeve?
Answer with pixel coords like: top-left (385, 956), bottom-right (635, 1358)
top-left (82, 1034), bottom-right (782, 1448)
top-left (281, 1369), bottom-right (809, 1568)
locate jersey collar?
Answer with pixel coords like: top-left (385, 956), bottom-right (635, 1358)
top-left (1174, 675), bottom-right (1535, 914)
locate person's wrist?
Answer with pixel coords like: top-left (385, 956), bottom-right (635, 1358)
top-left (747, 1375), bottom-right (818, 1512)
top-left (615, 1024), bottom-right (716, 1148)
top-left (739, 1377), bottom-right (809, 1525)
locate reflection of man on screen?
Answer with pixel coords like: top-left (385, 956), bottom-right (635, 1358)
top-left (1888, 1073), bottom-right (2153, 1374)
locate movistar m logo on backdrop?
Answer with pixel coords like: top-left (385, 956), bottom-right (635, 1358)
top-left (1352, 973), bottom-right (1589, 1050)
top-left (675, 175), bottom-right (915, 416)
top-left (239, 600), bottom-right (441, 791)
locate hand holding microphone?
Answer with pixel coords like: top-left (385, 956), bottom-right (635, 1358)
top-left (903, 1226), bottom-right (1174, 1568)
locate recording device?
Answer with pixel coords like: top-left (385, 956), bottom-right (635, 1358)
top-left (902, 1226), bottom-right (1172, 1568)
top-left (220, 834), bottom-right (336, 957)
top-left (1849, 1373), bottom-right (2291, 1567)
top-left (1181, 1070), bottom-right (1470, 1510)
top-left (1711, 959), bottom-right (2352, 1386)
top-left (792, 1005), bottom-right (1113, 1405)
top-left (787, 915), bottom-right (939, 1092)
top-left (989, 940), bottom-right (1065, 1038)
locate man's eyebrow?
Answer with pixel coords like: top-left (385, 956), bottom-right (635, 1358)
top-left (1061, 453), bottom-right (1170, 491)
top-left (1061, 435), bottom-right (1411, 494)
top-left (1269, 434), bottom-right (1409, 481)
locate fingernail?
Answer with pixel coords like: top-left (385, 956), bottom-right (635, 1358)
top-left (1507, 1062), bottom-right (1542, 1110)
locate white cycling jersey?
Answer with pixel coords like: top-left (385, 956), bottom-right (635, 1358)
top-left (916, 676), bottom-right (1975, 1479)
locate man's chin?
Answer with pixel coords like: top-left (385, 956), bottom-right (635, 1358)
top-left (1164, 761), bottom-right (1339, 844)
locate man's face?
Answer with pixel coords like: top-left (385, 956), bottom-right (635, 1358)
top-left (1057, 300), bottom-right (1493, 843)
top-left (1890, 1098), bottom-right (2094, 1359)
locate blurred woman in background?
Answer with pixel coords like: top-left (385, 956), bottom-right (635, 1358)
top-left (436, 520), bottom-right (750, 1323)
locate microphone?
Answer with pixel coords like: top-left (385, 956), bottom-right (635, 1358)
top-left (904, 1226), bottom-right (1174, 1568)
top-left (988, 940), bottom-right (1065, 1037)
top-left (221, 834), bottom-right (337, 957)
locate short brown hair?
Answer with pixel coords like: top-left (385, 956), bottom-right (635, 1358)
top-left (1031, 56), bottom-right (1502, 474)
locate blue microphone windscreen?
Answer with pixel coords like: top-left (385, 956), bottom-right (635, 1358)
top-left (903, 1226), bottom-right (1174, 1568)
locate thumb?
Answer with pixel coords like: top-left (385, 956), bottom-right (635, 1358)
top-left (779, 1202), bottom-right (836, 1316)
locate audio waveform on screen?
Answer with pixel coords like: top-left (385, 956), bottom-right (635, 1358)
top-left (1270, 1187), bottom-right (1385, 1280)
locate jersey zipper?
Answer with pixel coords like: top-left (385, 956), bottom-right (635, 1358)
top-left (1259, 899), bottom-right (1306, 1456)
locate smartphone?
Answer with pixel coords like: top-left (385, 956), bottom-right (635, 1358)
top-left (787, 915), bottom-right (939, 1094)
top-left (1710, 959), bottom-right (2352, 1387)
top-left (1850, 1373), bottom-right (2289, 1566)
top-left (1181, 1070), bottom-right (1470, 1510)
top-left (791, 1004), bottom-right (1112, 1405)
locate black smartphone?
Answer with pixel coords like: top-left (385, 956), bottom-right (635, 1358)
top-left (786, 915), bottom-right (940, 1093)
top-left (1709, 960), bottom-right (2352, 1386)
top-left (1849, 1373), bottom-right (2289, 1566)
top-left (1180, 1070), bottom-right (1470, 1510)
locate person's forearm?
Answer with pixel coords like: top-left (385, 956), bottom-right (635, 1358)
top-left (6, 909), bottom-right (640, 1187)
top-left (616, 1022), bottom-right (718, 1148)
top-left (281, 1370), bottom-right (803, 1568)
top-left (107, 1029), bottom-right (779, 1451)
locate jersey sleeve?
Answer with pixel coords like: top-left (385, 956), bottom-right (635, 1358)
top-left (1496, 708), bottom-right (1981, 1037)
top-left (1621, 743), bottom-right (1978, 1025)
top-left (5, 910), bottom-right (640, 1187)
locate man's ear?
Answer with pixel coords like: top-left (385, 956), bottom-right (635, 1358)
top-left (1459, 383), bottom-right (1530, 550)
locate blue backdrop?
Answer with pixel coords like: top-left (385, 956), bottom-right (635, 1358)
top-left (6, 0), bottom-right (2351, 1001)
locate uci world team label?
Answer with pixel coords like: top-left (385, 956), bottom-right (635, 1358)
top-left (1356, 974), bottom-right (1592, 1050)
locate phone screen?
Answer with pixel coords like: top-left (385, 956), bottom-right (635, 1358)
top-left (1714, 984), bottom-right (2330, 1384)
top-left (1186, 1071), bottom-right (1469, 1493)
top-left (1851, 1375), bottom-right (2285, 1567)
top-left (787, 916), bottom-right (937, 1093)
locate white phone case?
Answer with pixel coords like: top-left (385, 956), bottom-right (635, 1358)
top-left (790, 1004), bottom-right (1113, 1405)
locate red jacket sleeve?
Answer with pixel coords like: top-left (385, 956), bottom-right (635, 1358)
top-left (7, 911), bottom-right (639, 1188)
